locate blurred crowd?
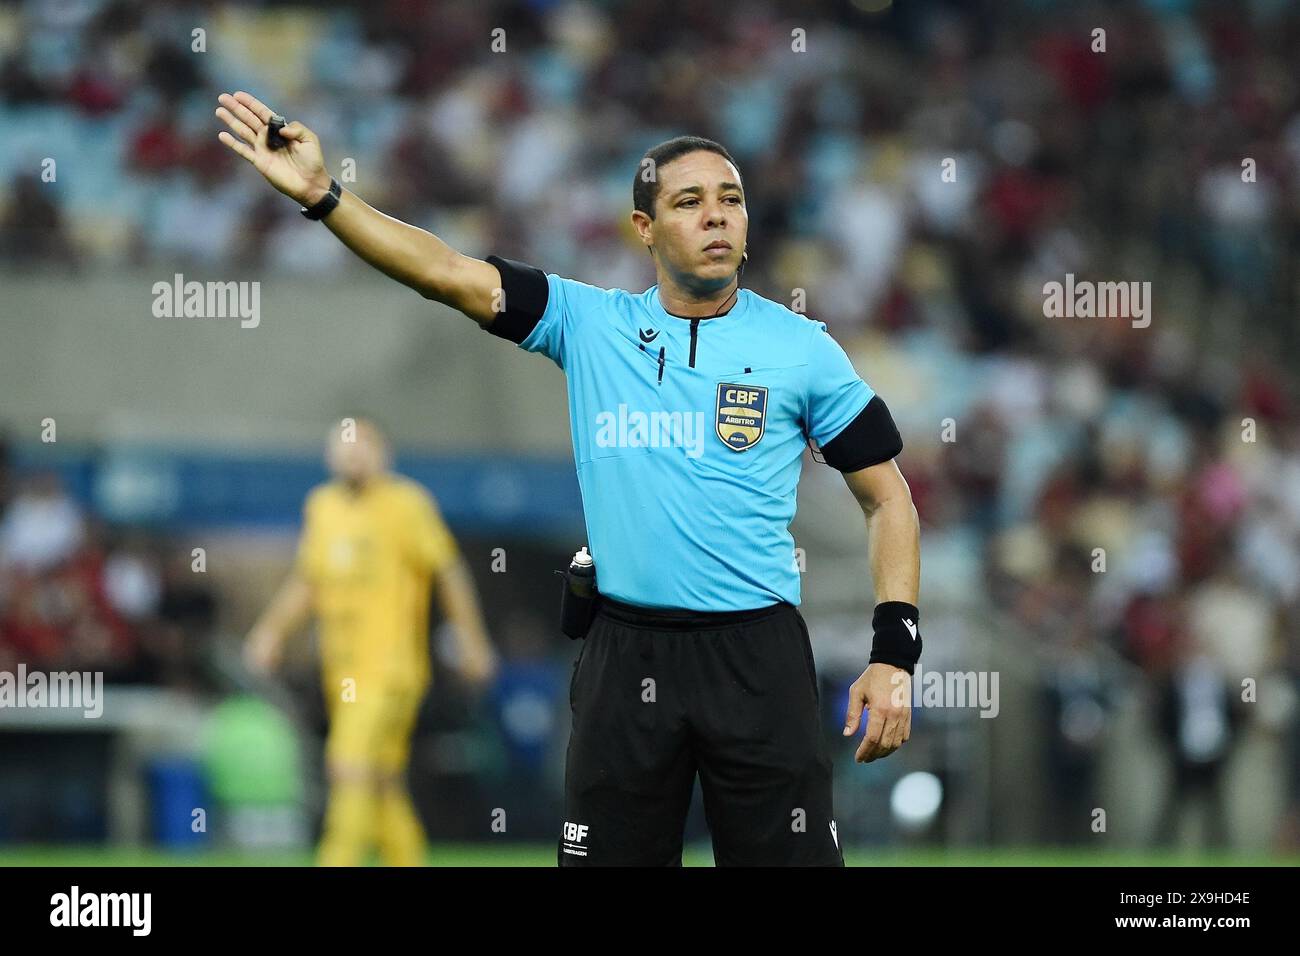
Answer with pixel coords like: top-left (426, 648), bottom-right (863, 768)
top-left (1, 0), bottom-right (1298, 849)
top-left (0, 440), bottom-right (216, 687)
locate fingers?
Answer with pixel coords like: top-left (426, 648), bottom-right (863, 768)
top-left (855, 707), bottom-right (885, 762)
top-left (279, 121), bottom-right (311, 141)
top-left (859, 711), bottom-right (913, 762)
top-left (217, 131), bottom-right (257, 164)
top-left (215, 93), bottom-right (264, 164)
top-left (842, 683), bottom-right (866, 735)
top-left (218, 93), bottom-right (264, 134)
top-left (855, 679), bottom-right (912, 761)
top-left (215, 106), bottom-right (257, 147)
top-left (882, 710), bottom-right (906, 751)
top-left (232, 90), bottom-right (274, 123)
top-left (848, 663), bottom-right (914, 761)
top-left (858, 716), bottom-right (904, 763)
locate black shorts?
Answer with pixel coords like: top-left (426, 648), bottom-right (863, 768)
top-left (559, 598), bottom-right (844, 866)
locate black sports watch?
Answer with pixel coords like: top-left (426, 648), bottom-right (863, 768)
top-left (300, 177), bottom-right (342, 220)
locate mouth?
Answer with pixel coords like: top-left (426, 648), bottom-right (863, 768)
top-left (703, 241), bottom-right (732, 254)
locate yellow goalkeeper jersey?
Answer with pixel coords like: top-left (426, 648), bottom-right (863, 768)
top-left (296, 474), bottom-right (457, 695)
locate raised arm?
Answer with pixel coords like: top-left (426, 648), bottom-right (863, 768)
top-left (215, 91), bottom-right (502, 326)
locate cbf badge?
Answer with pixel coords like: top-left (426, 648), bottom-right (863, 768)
top-left (715, 383), bottom-right (768, 451)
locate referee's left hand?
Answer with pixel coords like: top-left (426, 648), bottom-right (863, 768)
top-left (843, 663), bottom-right (912, 763)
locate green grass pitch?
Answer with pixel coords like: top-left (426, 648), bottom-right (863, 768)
top-left (1, 845), bottom-right (1296, 867)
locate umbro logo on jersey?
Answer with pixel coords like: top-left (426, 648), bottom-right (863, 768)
top-left (639, 327), bottom-right (660, 343)
top-left (903, 618), bottom-right (918, 640)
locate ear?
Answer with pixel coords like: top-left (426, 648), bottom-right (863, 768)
top-left (630, 209), bottom-right (655, 251)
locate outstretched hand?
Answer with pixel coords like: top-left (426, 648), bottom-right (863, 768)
top-left (216, 91), bottom-right (332, 206)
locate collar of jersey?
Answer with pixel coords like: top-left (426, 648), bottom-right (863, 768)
top-left (648, 284), bottom-right (750, 328)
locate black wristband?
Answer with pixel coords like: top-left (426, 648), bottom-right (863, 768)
top-left (300, 178), bottom-right (342, 220)
top-left (870, 601), bottom-right (922, 674)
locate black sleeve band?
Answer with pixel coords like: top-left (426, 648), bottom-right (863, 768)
top-left (484, 254), bottom-right (550, 344)
top-left (818, 394), bottom-right (903, 472)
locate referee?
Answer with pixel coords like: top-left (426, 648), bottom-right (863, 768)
top-left (217, 91), bottom-right (921, 867)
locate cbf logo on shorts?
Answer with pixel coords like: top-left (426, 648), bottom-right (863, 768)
top-left (715, 383), bottom-right (768, 451)
top-left (561, 821), bottom-right (589, 858)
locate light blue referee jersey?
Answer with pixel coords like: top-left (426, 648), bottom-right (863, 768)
top-left (506, 271), bottom-right (877, 611)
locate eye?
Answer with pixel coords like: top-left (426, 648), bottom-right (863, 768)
top-left (679, 198), bottom-right (699, 208)
top-left (724, 196), bottom-right (742, 204)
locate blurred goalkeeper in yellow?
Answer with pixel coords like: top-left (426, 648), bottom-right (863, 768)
top-left (243, 416), bottom-right (497, 866)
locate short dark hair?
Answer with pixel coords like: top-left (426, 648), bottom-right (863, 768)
top-left (632, 136), bottom-right (741, 219)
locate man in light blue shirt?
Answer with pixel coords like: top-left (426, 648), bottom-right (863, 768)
top-left (490, 261), bottom-right (878, 612)
top-left (218, 90), bottom-right (922, 865)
